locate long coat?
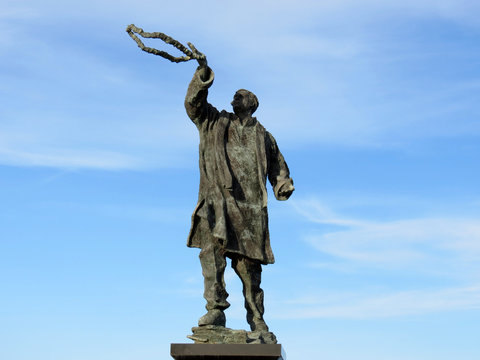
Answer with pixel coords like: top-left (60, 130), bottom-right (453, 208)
top-left (184, 67), bottom-right (293, 265)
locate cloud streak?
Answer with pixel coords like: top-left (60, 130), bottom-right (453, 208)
top-left (2, 0), bottom-right (480, 169)
top-left (282, 197), bottom-right (480, 318)
top-left (275, 284), bottom-right (480, 319)
top-left (294, 198), bottom-right (480, 272)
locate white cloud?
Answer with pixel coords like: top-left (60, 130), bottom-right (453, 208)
top-left (31, 0), bottom-right (479, 28)
top-left (2, 0), bottom-right (480, 169)
top-left (294, 198), bottom-right (480, 271)
top-left (0, 20), bottom-right (198, 169)
top-left (275, 284), bottom-right (480, 319)
top-left (312, 217), bottom-right (480, 266)
top-left (0, 146), bottom-right (146, 170)
top-left (292, 199), bottom-right (367, 227)
top-left (0, 3), bottom-right (38, 20)
top-left (284, 197), bottom-right (480, 318)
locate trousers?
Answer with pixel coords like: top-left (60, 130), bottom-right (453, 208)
top-left (198, 226), bottom-right (266, 329)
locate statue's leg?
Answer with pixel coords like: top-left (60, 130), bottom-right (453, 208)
top-left (231, 256), bottom-right (268, 332)
top-left (198, 221), bottom-right (229, 326)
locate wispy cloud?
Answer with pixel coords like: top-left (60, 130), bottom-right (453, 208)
top-left (280, 197), bottom-right (480, 318)
top-left (0, 146), bottom-right (147, 170)
top-left (294, 198), bottom-right (480, 272)
top-left (2, 0), bottom-right (479, 169)
top-left (0, 28), bottom-right (197, 169)
top-left (274, 284), bottom-right (480, 319)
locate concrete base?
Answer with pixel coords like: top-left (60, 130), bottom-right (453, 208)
top-left (170, 343), bottom-right (286, 360)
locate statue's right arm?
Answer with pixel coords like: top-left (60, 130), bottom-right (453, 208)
top-left (184, 66), bottom-right (218, 126)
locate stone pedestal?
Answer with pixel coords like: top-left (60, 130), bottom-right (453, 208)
top-left (170, 343), bottom-right (286, 360)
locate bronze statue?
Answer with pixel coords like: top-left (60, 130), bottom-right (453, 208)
top-left (127, 25), bottom-right (294, 344)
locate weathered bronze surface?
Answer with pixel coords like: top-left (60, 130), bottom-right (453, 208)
top-left (127, 26), bottom-right (294, 344)
top-left (184, 65), bottom-right (293, 343)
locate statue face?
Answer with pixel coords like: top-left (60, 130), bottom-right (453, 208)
top-left (231, 90), bottom-right (251, 116)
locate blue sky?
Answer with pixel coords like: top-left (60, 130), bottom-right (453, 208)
top-left (1, 1), bottom-right (480, 359)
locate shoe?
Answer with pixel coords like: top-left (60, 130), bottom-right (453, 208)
top-left (198, 309), bottom-right (226, 327)
top-left (251, 319), bottom-right (269, 332)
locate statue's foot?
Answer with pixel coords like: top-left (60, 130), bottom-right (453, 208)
top-left (198, 309), bottom-right (226, 327)
top-left (250, 319), bottom-right (269, 332)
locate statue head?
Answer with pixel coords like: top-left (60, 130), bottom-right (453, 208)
top-left (231, 89), bottom-right (259, 117)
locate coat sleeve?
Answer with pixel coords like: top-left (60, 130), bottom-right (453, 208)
top-left (184, 66), bottom-right (219, 127)
top-left (266, 131), bottom-right (294, 200)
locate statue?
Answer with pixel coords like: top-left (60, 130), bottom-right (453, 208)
top-left (127, 25), bottom-right (294, 344)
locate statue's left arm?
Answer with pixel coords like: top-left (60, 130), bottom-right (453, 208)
top-left (266, 132), bottom-right (295, 200)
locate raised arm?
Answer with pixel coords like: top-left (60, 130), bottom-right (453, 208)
top-left (184, 66), bottom-right (218, 126)
top-left (266, 132), bottom-right (295, 200)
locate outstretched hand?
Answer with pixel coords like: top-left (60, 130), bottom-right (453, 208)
top-left (186, 41), bottom-right (209, 79)
top-left (195, 53), bottom-right (210, 81)
top-left (196, 57), bottom-right (208, 68)
top-left (185, 41), bottom-right (207, 69)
